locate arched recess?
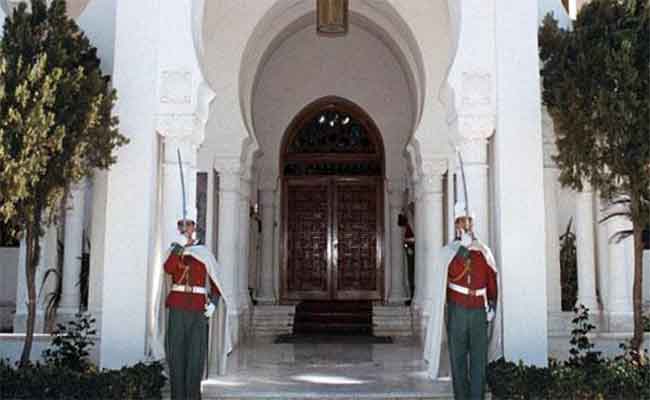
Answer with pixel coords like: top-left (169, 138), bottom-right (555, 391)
top-left (192, 0), bottom-right (461, 182)
top-left (279, 96), bottom-right (385, 302)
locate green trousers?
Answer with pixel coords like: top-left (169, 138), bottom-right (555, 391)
top-left (446, 302), bottom-right (488, 400)
top-left (166, 308), bottom-right (208, 400)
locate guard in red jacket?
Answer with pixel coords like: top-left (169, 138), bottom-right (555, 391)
top-left (446, 203), bottom-right (498, 400)
top-left (164, 216), bottom-right (220, 400)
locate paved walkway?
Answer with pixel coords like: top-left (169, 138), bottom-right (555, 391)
top-left (200, 337), bottom-right (453, 399)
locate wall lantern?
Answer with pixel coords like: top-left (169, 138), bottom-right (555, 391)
top-left (317, 0), bottom-right (348, 35)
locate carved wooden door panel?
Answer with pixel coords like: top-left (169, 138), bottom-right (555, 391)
top-left (333, 178), bottom-right (382, 300)
top-left (284, 178), bottom-right (331, 300)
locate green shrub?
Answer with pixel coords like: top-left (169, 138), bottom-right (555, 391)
top-left (488, 305), bottom-right (650, 399)
top-left (0, 314), bottom-right (166, 399)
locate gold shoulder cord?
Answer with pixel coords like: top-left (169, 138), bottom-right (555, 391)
top-left (449, 256), bottom-right (472, 283)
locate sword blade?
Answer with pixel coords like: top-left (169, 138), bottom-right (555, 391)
top-left (457, 150), bottom-right (470, 217)
top-left (177, 149), bottom-right (188, 227)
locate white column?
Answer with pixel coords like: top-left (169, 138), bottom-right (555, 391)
top-left (495, 0), bottom-right (548, 365)
top-left (98, 0), bottom-right (159, 369)
top-left (568, 0), bottom-right (578, 19)
top-left (238, 178), bottom-right (251, 312)
top-left (59, 184), bottom-right (87, 317)
top-left (412, 192), bottom-right (425, 307)
top-left (543, 126), bottom-right (562, 313)
top-left (416, 162), bottom-right (446, 315)
top-left (257, 189), bottom-right (276, 304)
top-left (574, 184), bottom-right (599, 311)
top-left (458, 138), bottom-right (490, 243)
top-left (215, 162), bottom-right (241, 314)
top-left (604, 206), bottom-right (634, 331)
top-left (596, 200), bottom-right (610, 309)
top-left (388, 182), bottom-right (408, 304)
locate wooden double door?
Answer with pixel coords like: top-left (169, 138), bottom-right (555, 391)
top-left (282, 176), bottom-right (383, 301)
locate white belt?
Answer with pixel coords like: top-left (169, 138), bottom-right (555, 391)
top-left (448, 283), bottom-right (488, 309)
top-left (171, 284), bottom-right (207, 295)
top-left (448, 283), bottom-right (486, 297)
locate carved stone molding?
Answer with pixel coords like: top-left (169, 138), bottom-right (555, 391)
top-left (457, 113), bottom-right (495, 140)
top-left (461, 72), bottom-right (491, 108)
top-left (421, 159), bottom-right (448, 177)
top-left (160, 70), bottom-right (192, 105)
top-left (213, 157), bottom-right (242, 176)
top-left (239, 177), bottom-right (252, 200)
top-left (457, 137), bottom-right (488, 165)
top-left (415, 159), bottom-right (447, 197)
top-left (156, 113), bottom-right (198, 139)
top-left (214, 157), bottom-right (242, 192)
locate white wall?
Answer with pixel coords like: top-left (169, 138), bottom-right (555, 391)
top-left (0, 247), bottom-right (19, 331)
top-left (0, 334), bottom-right (100, 364)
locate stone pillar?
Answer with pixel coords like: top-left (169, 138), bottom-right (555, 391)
top-left (457, 138), bottom-right (490, 242)
top-left (494, 0), bottom-right (548, 365)
top-left (238, 178), bottom-right (251, 312)
top-left (257, 189), bottom-right (276, 304)
top-left (604, 205), bottom-right (633, 331)
top-left (388, 182), bottom-right (408, 304)
top-left (215, 161), bottom-right (241, 315)
top-left (412, 192), bottom-right (425, 308)
top-left (574, 184), bottom-right (599, 311)
top-left (99, 0), bottom-right (215, 369)
top-left (596, 200), bottom-right (610, 309)
top-left (59, 183), bottom-right (87, 317)
top-left (416, 161), bottom-right (446, 315)
top-left (542, 118), bottom-right (562, 313)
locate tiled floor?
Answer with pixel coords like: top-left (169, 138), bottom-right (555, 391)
top-left (201, 337), bottom-right (453, 399)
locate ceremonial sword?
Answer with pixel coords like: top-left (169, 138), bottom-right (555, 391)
top-left (177, 149), bottom-right (188, 233)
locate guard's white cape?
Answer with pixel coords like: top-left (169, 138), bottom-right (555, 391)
top-left (423, 239), bottom-right (503, 379)
top-left (150, 244), bottom-right (234, 376)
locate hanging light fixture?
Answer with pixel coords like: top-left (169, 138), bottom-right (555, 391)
top-left (317, 0), bottom-right (348, 35)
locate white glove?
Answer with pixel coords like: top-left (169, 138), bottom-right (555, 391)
top-left (204, 302), bottom-right (215, 318)
top-left (486, 308), bottom-right (495, 322)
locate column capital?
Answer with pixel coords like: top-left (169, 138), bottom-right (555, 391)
top-left (259, 189), bottom-right (275, 207)
top-left (239, 178), bottom-right (251, 200)
top-left (416, 159), bottom-right (446, 198)
top-left (215, 157), bottom-right (242, 193)
top-left (456, 113), bottom-right (496, 142)
top-left (457, 137), bottom-right (489, 165)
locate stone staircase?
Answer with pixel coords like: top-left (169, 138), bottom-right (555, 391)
top-left (293, 301), bottom-right (373, 335)
top-left (250, 304), bottom-right (295, 336)
top-left (372, 305), bottom-right (414, 337)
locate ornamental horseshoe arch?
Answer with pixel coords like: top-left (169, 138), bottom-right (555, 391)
top-left (279, 96), bottom-right (385, 303)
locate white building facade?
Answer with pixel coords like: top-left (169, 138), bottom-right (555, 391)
top-left (1, 0), bottom-right (647, 371)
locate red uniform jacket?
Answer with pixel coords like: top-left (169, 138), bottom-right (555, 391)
top-left (447, 249), bottom-right (498, 309)
top-left (164, 253), bottom-right (220, 312)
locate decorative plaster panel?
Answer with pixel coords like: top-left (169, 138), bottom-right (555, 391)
top-left (461, 72), bottom-right (491, 107)
top-left (457, 113), bottom-right (495, 140)
top-left (155, 113), bottom-right (198, 139)
top-left (160, 70), bottom-right (193, 105)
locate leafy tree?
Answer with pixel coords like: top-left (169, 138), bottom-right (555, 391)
top-left (539, 0), bottom-right (649, 349)
top-left (0, 0), bottom-right (127, 366)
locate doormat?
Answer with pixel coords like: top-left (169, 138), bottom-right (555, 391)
top-left (273, 334), bottom-right (393, 344)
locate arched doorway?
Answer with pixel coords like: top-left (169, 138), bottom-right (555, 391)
top-left (280, 97), bottom-right (385, 302)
